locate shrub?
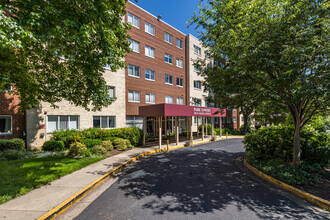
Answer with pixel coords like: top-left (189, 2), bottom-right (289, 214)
top-left (222, 128), bottom-right (231, 135)
top-left (0, 150), bottom-right (25, 160)
top-left (198, 124), bottom-right (212, 135)
top-left (52, 129), bottom-right (83, 147)
top-left (69, 142), bottom-right (87, 157)
top-left (102, 140), bottom-right (114, 151)
top-left (0, 138), bottom-right (26, 152)
top-left (42, 141), bottom-right (65, 152)
top-left (240, 122), bottom-right (252, 134)
top-left (244, 125), bottom-right (330, 164)
top-left (81, 139), bottom-right (102, 148)
top-left (113, 138), bottom-right (128, 151)
top-left (231, 130), bottom-right (241, 135)
top-left (89, 145), bottom-right (107, 155)
top-left (104, 137), bottom-right (118, 142)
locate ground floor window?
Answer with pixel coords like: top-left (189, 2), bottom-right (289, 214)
top-left (93, 116), bottom-right (116, 129)
top-left (227, 117), bottom-right (232, 123)
top-left (221, 117), bottom-right (226, 124)
top-left (47, 116), bottom-right (79, 133)
top-left (233, 117), bottom-right (237, 123)
top-left (126, 116), bottom-right (143, 129)
top-left (194, 116), bottom-right (202, 125)
top-left (0, 115), bottom-right (12, 135)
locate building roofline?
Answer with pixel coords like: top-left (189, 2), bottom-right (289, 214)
top-left (128, 0), bottom-right (187, 36)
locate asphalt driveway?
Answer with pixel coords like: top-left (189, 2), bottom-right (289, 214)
top-left (74, 139), bottom-right (329, 220)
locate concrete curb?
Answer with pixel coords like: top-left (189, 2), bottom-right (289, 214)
top-left (38, 137), bottom-right (243, 220)
top-left (243, 157), bottom-right (330, 211)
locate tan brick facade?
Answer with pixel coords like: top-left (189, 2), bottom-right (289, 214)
top-left (26, 68), bottom-right (126, 149)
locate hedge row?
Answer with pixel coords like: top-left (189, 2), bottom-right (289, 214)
top-left (0, 139), bottom-right (25, 152)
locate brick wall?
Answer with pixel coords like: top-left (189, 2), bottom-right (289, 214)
top-left (0, 91), bottom-right (26, 140)
top-left (125, 2), bottom-right (186, 116)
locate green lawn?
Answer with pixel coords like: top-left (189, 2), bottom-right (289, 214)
top-left (0, 156), bottom-right (104, 204)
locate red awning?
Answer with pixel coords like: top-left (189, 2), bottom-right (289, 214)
top-left (139, 103), bottom-right (226, 117)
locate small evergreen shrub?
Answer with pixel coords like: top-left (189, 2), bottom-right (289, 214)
top-left (81, 139), bottom-right (102, 148)
top-left (231, 130), bottom-right (241, 135)
top-left (42, 141), bottom-right (65, 151)
top-left (69, 142), bottom-right (87, 157)
top-left (113, 138), bottom-right (128, 151)
top-left (222, 128), bottom-right (231, 135)
top-left (102, 140), bottom-right (114, 151)
top-left (0, 138), bottom-right (26, 151)
top-left (0, 150), bottom-right (25, 160)
top-left (90, 145), bottom-right (107, 155)
top-left (198, 124), bottom-right (212, 135)
top-left (52, 129), bottom-right (82, 147)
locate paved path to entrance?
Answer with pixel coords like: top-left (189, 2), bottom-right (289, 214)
top-left (74, 139), bottom-right (329, 220)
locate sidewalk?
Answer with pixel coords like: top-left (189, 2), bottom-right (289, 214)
top-left (0, 136), bottom-right (242, 220)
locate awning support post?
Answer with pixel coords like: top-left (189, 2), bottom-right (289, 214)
top-left (211, 117), bottom-right (214, 141)
top-left (143, 117), bottom-right (146, 146)
top-left (175, 116), bottom-right (179, 145)
top-left (164, 116), bottom-right (167, 137)
top-left (220, 117), bottom-right (222, 137)
top-left (186, 116), bottom-right (189, 139)
top-left (202, 117), bottom-right (204, 140)
top-left (206, 117), bottom-right (208, 137)
top-left (190, 116), bottom-right (193, 144)
top-left (197, 117), bottom-right (199, 136)
top-left (159, 116), bottom-right (162, 149)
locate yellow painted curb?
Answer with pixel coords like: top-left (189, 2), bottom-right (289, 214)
top-left (39, 137), bottom-right (237, 220)
top-left (244, 157), bottom-right (330, 211)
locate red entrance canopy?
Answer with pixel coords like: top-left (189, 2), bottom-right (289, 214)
top-left (139, 103), bottom-right (226, 117)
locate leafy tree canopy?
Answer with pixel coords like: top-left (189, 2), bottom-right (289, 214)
top-left (0, 0), bottom-right (130, 111)
top-left (190, 0), bottom-right (329, 163)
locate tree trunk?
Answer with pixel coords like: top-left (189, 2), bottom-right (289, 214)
top-left (243, 115), bottom-right (248, 135)
top-left (293, 118), bottom-right (301, 164)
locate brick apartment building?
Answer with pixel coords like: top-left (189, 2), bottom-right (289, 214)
top-left (0, 1), bottom-right (240, 148)
top-left (125, 2), bottom-right (186, 132)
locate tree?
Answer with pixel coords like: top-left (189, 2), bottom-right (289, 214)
top-left (190, 0), bottom-right (329, 163)
top-left (0, 0), bottom-right (130, 111)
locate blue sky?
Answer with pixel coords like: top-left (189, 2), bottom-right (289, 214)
top-left (131, 0), bottom-right (202, 38)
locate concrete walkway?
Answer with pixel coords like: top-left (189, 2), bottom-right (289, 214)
top-left (0, 136), bottom-right (232, 220)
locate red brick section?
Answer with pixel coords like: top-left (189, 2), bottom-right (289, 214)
top-left (125, 2), bottom-right (186, 116)
top-left (0, 91), bottom-right (26, 140)
top-left (222, 109), bottom-right (241, 130)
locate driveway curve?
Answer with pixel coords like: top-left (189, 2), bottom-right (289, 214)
top-left (75, 139), bottom-right (329, 220)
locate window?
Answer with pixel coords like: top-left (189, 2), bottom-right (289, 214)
top-left (193, 45), bottom-right (201, 56)
top-left (227, 117), bottom-right (232, 123)
top-left (128, 64), bottom-right (140, 77)
top-left (165, 74), bottom-right (173, 85)
top-left (194, 80), bottom-right (202, 90)
top-left (176, 97), bottom-right (184, 105)
top-left (165, 96), bottom-right (173, 104)
top-left (176, 58), bottom-right (183, 68)
top-left (93, 116), bottom-right (116, 129)
top-left (47, 116), bottom-right (79, 133)
top-left (176, 77), bottom-right (183, 87)
top-left (103, 64), bottom-right (111, 70)
top-left (126, 116), bottom-right (143, 129)
top-left (194, 116), bottom-right (202, 125)
top-left (0, 115), bottom-right (12, 135)
top-left (145, 45), bottom-right (155, 58)
top-left (165, 53), bottom-right (173, 64)
top-left (193, 63), bottom-right (201, 72)
top-left (233, 117), bottom-right (237, 123)
top-left (193, 98), bottom-right (202, 106)
top-left (164, 32), bottom-right (173, 44)
top-left (145, 93), bottom-right (155, 104)
top-left (145, 69), bottom-right (155, 81)
top-left (145, 22), bottom-right (155, 35)
top-left (107, 86), bottom-right (115, 98)
top-left (128, 90), bottom-right (140, 103)
top-left (221, 117), bottom-right (226, 123)
top-left (176, 38), bottom-right (183, 49)
top-left (128, 39), bottom-right (140, 53)
top-left (127, 13), bottom-right (139, 28)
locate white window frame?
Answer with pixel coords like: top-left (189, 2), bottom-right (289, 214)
top-left (176, 38), bottom-right (183, 49)
top-left (145, 22), bottom-right (155, 36)
top-left (129, 39), bottom-right (140, 53)
top-left (93, 116), bottom-right (116, 129)
top-left (165, 74), bottom-right (173, 85)
top-left (128, 64), bottom-right (140, 78)
top-left (233, 117), bottom-right (237, 123)
top-left (145, 69), bottom-right (155, 81)
top-left (164, 32), bottom-right (173, 44)
top-left (145, 45), bottom-right (155, 58)
top-left (176, 77), bottom-right (183, 87)
top-left (0, 115), bottom-right (12, 135)
top-left (145, 93), bottom-right (156, 104)
top-left (128, 90), bottom-right (140, 103)
top-left (194, 80), bottom-right (202, 90)
top-left (194, 45), bottom-right (201, 56)
top-left (176, 58), bottom-right (183, 68)
top-left (193, 98), bottom-right (202, 107)
top-left (227, 117), bottom-right (232, 123)
top-left (106, 86), bottom-right (116, 98)
top-left (165, 96), bottom-right (174, 104)
top-left (222, 117), bottom-right (226, 124)
top-left (165, 53), bottom-right (173, 64)
top-left (47, 115), bottom-right (79, 133)
top-left (127, 12), bottom-right (140, 28)
top-left (176, 97), bottom-right (184, 105)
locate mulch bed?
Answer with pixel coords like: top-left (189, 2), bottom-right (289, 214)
top-left (296, 169), bottom-right (330, 201)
